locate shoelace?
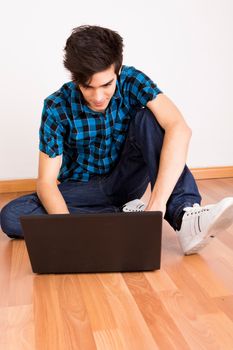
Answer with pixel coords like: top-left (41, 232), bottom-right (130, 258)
top-left (124, 205), bottom-right (145, 212)
top-left (184, 203), bottom-right (210, 216)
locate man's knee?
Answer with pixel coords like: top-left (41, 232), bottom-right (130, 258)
top-left (0, 201), bottom-right (23, 239)
top-left (134, 107), bottom-right (165, 136)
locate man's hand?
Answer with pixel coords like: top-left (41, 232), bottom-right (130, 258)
top-left (144, 201), bottom-right (166, 217)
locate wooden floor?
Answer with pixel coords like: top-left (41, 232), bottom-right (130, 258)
top-left (0, 178), bottom-right (233, 350)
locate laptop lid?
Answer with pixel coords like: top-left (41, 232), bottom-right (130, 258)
top-left (20, 211), bottom-right (162, 274)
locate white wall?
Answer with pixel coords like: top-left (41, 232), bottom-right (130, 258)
top-left (0, 0), bottom-right (232, 180)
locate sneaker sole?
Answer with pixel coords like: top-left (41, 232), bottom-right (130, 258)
top-left (184, 198), bottom-right (233, 255)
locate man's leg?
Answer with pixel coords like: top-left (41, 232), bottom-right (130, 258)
top-left (0, 176), bottom-right (120, 239)
top-left (0, 193), bottom-right (47, 238)
top-left (103, 107), bottom-right (233, 254)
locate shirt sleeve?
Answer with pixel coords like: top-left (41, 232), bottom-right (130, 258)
top-left (39, 101), bottom-right (64, 158)
top-left (127, 66), bottom-right (163, 107)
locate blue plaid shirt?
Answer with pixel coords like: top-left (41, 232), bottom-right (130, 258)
top-left (39, 65), bottom-right (162, 182)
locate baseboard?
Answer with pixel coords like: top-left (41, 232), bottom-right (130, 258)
top-left (190, 166), bottom-right (233, 180)
top-left (0, 166), bottom-right (232, 193)
top-left (0, 179), bottom-right (37, 194)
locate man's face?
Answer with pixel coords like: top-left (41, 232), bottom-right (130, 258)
top-left (78, 64), bottom-right (118, 113)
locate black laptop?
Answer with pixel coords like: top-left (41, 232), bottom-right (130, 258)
top-left (20, 211), bottom-right (163, 274)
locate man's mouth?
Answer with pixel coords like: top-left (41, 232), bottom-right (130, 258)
top-left (93, 101), bottom-right (106, 106)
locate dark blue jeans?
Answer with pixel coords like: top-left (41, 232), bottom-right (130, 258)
top-left (0, 107), bottom-right (201, 238)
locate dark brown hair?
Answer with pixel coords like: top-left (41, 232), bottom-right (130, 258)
top-left (63, 25), bottom-right (124, 85)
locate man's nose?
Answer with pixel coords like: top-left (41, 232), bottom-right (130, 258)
top-left (93, 89), bottom-right (104, 102)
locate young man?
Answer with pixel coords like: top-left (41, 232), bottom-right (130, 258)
top-left (1, 25), bottom-right (233, 255)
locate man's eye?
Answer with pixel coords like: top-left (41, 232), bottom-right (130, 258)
top-left (82, 83), bottom-right (112, 89)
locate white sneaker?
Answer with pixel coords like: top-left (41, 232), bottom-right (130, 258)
top-left (177, 197), bottom-right (233, 255)
top-left (122, 199), bottom-right (146, 212)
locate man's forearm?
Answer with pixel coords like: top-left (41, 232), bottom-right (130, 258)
top-left (36, 181), bottom-right (69, 214)
top-left (147, 125), bottom-right (192, 210)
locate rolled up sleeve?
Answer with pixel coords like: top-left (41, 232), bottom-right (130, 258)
top-left (39, 102), bottom-right (64, 158)
top-left (127, 66), bottom-right (163, 107)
